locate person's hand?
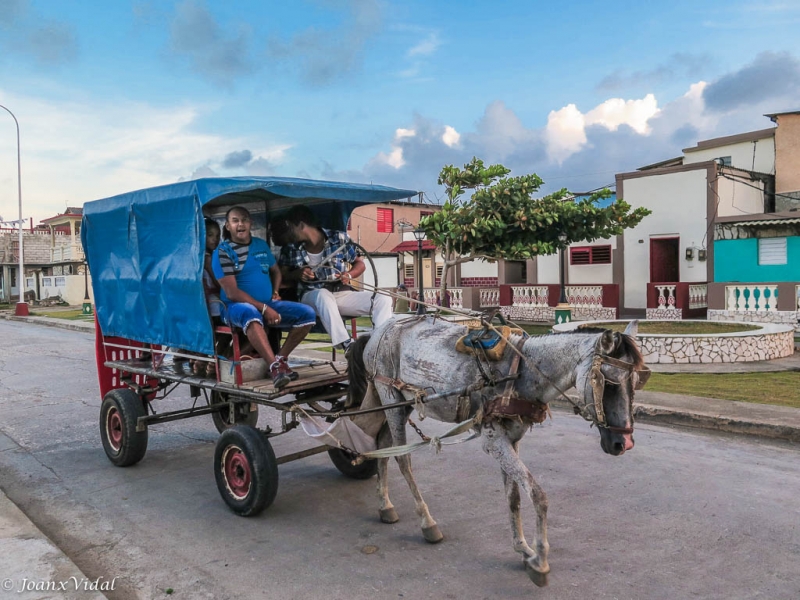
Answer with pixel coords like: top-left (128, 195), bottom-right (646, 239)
top-left (272, 291), bottom-right (281, 300)
top-left (300, 267), bottom-right (316, 282)
top-left (262, 305), bottom-right (281, 326)
top-left (338, 271), bottom-right (352, 285)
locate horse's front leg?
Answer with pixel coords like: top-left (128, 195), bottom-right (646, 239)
top-left (482, 421), bottom-right (550, 587)
top-left (376, 426), bottom-right (399, 523)
top-left (394, 452), bottom-right (443, 543)
top-left (379, 387), bottom-right (443, 543)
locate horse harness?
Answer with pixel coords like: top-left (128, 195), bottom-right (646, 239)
top-left (577, 354), bottom-right (651, 434)
top-left (372, 335), bottom-right (548, 426)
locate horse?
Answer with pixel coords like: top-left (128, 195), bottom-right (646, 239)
top-left (346, 317), bottom-right (648, 587)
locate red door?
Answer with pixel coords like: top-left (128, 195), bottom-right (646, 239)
top-left (650, 238), bottom-right (679, 283)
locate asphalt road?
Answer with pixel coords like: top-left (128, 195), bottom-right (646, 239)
top-left (0, 320), bottom-right (799, 600)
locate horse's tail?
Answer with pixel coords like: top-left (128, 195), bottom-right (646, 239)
top-left (346, 333), bottom-right (372, 408)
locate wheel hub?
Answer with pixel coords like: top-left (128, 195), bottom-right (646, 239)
top-left (106, 408), bottom-right (123, 452)
top-left (222, 445), bottom-right (251, 500)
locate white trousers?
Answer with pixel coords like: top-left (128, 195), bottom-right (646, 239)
top-left (301, 288), bottom-right (393, 347)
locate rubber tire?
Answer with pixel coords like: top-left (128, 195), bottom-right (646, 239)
top-left (210, 391), bottom-right (259, 433)
top-left (99, 388), bottom-right (148, 467)
top-left (214, 425), bottom-right (278, 517)
top-left (328, 448), bottom-right (378, 480)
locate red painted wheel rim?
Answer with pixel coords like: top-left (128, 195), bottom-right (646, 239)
top-left (222, 445), bottom-right (251, 500)
top-left (106, 407), bottom-right (123, 452)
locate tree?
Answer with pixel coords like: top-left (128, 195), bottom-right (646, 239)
top-left (420, 157), bottom-right (652, 305)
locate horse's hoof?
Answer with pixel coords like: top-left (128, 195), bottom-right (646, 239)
top-left (379, 508), bottom-right (399, 524)
top-left (422, 524), bottom-right (444, 544)
top-left (524, 558), bottom-right (550, 587)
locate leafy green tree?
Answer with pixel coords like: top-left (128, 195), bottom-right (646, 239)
top-left (421, 157), bottom-right (651, 304)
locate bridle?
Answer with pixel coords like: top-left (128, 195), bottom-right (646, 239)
top-left (575, 354), bottom-right (651, 434)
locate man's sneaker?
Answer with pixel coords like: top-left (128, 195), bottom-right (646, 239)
top-left (270, 361), bottom-right (291, 390)
top-left (342, 339), bottom-right (354, 360)
top-left (277, 355), bottom-right (299, 381)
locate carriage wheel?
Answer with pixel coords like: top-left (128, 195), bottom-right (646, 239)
top-left (328, 448), bottom-right (378, 479)
top-left (214, 425), bottom-right (278, 516)
top-left (99, 388), bottom-right (148, 467)
top-left (209, 391), bottom-right (259, 433)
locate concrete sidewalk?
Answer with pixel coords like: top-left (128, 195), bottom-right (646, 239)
top-left (0, 487), bottom-right (107, 599)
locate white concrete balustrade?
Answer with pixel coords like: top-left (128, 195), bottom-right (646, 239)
top-left (422, 287), bottom-right (463, 309)
top-left (689, 284), bottom-right (708, 309)
top-left (511, 285), bottom-right (549, 307)
top-left (655, 285), bottom-right (677, 310)
top-left (566, 285), bottom-right (603, 308)
top-left (725, 284), bottom-right (779, 312)
top-left (479, 288), bottom-right (500, 307)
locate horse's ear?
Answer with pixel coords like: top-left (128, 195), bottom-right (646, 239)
top-left (597, 330), bottom-right (616, 355)
top-left (624, 320), bottom-right (639, 338)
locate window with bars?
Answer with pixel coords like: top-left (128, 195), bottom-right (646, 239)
top-left (404, 264), bottom-right (415, 279)
top-left (420, 210), bottom-right (433, 220)
top-left (55, 277), bottom-right (66, 287)
top-left (436, 265), bottom-right (443, 279)
top-left (377, 207), bottom-right (394, 233)
top-left (570, 245), bottom-right (612, 265)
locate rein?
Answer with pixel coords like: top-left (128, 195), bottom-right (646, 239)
top-left (479, 320), bottom-right (648, 433)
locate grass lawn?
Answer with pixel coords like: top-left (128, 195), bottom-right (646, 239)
top-left (30, 309), bottom-right (89, 320)
top-left (588, 321), bottom-right (761, 335)
top-left (646, 372), bottom-right (800, 408)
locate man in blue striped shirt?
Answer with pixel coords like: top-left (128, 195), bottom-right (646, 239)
top-left (212, 206), bottom-right (316, 389)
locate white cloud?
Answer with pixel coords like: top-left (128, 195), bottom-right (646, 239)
top-left (442, 125), bottom-right (460, 147)
top-left (585, 94), bottom-right (659, 134)
top-left (544, 94), bottom-right (660, 163)
top-left (407, 32), bottom-right (440, 57)
top-left (544, 104), bottom-right (587, 164)
top-left (373, 128), bottom-right (416, 168)
top-left (0, 88), bottom-right (289, 223)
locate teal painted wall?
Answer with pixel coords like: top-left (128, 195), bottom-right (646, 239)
top-left (714, 236), bottom-right (800, 282)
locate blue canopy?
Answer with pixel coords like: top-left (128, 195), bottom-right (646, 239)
top-left (82, 177), bottom-right (419, 354)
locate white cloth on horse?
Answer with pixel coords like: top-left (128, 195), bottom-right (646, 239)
top-left (300, 288), bottom-right (393, 347)
top-left (299, 414), bottom-right (377, 454)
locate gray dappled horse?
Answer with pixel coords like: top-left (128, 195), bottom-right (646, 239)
top-left (346, 318), bottom-right (647, 587)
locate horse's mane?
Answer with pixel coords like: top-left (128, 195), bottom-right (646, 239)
top-left (557, 327), bottom-right (645, 368)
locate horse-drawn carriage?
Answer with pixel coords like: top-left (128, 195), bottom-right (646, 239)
top-left (84, 176), bottom-right (650, 587)
top-left (83, 177), bottom-right (418, 515)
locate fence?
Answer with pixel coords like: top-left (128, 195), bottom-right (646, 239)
top-left (646, 282), bottom-right (708, 319)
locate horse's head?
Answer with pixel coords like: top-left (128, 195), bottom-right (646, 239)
top-left (575, 321), bottom-right (649, 456)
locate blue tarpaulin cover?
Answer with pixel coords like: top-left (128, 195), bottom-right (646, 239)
top-left (82, 177), bottom-right (419, 354)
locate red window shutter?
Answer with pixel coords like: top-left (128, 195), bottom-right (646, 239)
top-left (591, 246), bottom-right (612, 264)
top-left (347, 217), bottom-right (352, 231)
top-left (570, 248), bottom-right (591, 265)
top-left (570, 245), bottom-right (611, 265)
top-left (377, 208), bottom-right (394, 233)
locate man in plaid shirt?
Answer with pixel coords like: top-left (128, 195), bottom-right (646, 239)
top-left (273, 205), bottom-right (393, 353)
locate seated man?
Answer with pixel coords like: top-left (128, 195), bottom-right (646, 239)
top-left (271, 205), bottom-right (393, 354)
top-left (212, 206), bottom-right (316, 389)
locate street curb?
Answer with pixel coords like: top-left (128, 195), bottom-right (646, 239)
top-left (633, 404), bottom-right (800, 443)
top-left (550, 399), bottom-right (800, 444)
top-left (0, 313), bottom-right (94, 333)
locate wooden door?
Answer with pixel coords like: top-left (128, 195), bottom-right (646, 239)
top-left (423, 258), bottom-right (433, 288)
top-left (650, 237), bottom-right (680, 282)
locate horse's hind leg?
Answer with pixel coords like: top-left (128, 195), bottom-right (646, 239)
top-left (483, 422), bottom-right (549, 587)
top-left (502, 469), bottom-right (536, 559)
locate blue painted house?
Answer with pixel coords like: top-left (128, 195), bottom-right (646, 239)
top-left (709, 213), bottom-right (800, 324)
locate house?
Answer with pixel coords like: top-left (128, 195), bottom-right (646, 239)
top-left (346, 199), bottom-right (443, 293)
top-left (0, 208), bottom-right (94, 305)
top-left (613, 111), bottom-right (799, 327)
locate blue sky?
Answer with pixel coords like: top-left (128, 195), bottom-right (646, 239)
top-left (1, 0), bottom-right (800, 223)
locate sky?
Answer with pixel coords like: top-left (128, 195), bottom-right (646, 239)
top-left (1, 0), bottom-right (800, 225)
